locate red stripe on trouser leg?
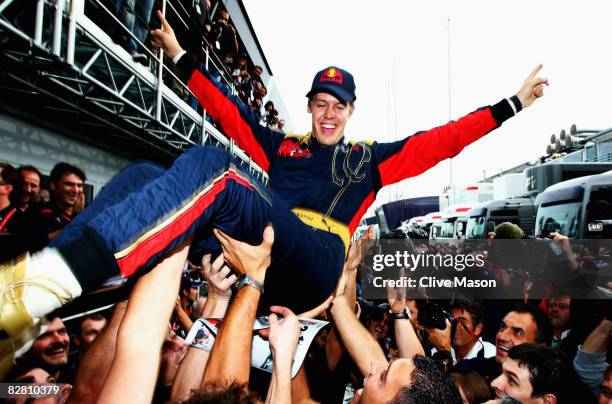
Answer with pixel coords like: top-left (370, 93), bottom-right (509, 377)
top-left (116, 171), bottom-right (253, 277)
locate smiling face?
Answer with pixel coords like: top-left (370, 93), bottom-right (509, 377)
top-left (351, 359), bottom-right (415, 403)
top-left (495, 311), bottom-right (538, 363)
top-left (308, 92), bottom-right (353, 145)
top-left (491, 357), bottom-right (540, 403)
top-left (52, 172), bottom-right (83, 210)
top-left (29, 317), bottom-right (70, 368)
top-left (366, 312), bottom-right (389, 341)
top-left (19, 169), bottom-right (40, 205)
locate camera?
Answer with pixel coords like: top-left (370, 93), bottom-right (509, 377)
top-left (419, 303), bottom-right (458, 336)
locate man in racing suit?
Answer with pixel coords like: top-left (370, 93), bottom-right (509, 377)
top-left (0, 11), bottom-right (547, 373)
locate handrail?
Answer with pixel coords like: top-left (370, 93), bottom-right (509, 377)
top-left (0, 0), bottom-right (269, 184)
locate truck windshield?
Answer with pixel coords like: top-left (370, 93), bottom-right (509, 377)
top-left (466, 216), bottom-right (486, 239)
top-left (535, 202), bottom-right (581, 238)
top-left (441, 218), bottom-right (457, 238)
top-left (430, 224), bottom-right (442, 239)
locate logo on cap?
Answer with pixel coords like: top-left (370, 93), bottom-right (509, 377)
top-left (320, 67), bottom-right (344, 85)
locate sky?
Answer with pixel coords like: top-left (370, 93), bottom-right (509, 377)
top-left (241, 0), bottom-right (612, 212)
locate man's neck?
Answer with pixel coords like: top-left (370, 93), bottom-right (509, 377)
top-left (455, 339), bottom-right (479, 361)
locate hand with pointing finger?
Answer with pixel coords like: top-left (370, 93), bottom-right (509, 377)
top-left (515, 64), bottom-right (549, 109)
top-left (150, 10), bottom-right (184, 60)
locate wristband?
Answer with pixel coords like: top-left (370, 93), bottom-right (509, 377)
top-left (235, 274), bottom-right (264, 294)
top-left (510, 95), bottom-right (523, 113)
top-left (391, 308), bottom-right (411, 320)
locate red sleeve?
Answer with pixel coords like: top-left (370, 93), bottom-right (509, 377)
top-left (177, 56), bottom-right (283, 172)
top-left (373, 99), bottom-right (513, 187)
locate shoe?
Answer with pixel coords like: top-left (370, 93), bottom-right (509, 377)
top-left (130, 51), bottom-right (148, 65)
top-left (0, 318), bottom-right (44, 379)
top-left (0, 253), bottom-right (72, 378)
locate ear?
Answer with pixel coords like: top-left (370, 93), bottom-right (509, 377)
top-left (49, 181), bottom-right (56, 191)
top-left (348, 104), bottom-right (355, 117)
top-left (474, 323), bottom-right (484, 338)
top-left (72, 335), bottom-right (80, 348)
top-left (542, 393), bottom-right (557, 404)
top-left (307, 101), bottom-right (312, 114)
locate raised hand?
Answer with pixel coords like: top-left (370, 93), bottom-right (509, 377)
top-left (150, 10), bottom-right (184, 60)
top-left (201, 253), bottom-right (237, 300)
top-left (387, 268), bottom-right (407, 314)
top-left (213, 224), bottom-right (274, 285)
top-left (515, 64), bottom-right (549, 109)
top-left (268, 306), bottom-right (300, 361)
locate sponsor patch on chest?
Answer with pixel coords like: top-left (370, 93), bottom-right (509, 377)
top-left (277, 139), bottom-right (312, 159)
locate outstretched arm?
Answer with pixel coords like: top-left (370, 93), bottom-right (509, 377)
top-left (98, 240), bottom-right (190, 404)
top-left (372, 65), bottom-right (548, 187)
top-left (150, 11), bottom-right (283, 172)
top-left (170, 252), bottom-right (237, 401)
top-left (330, 294), bottom-right (387, 376)
top-left (387, 269), bottom-right (425, 359)
top-left (203, 225), bottom-right (274, 385)
top-left (265, 306), bottom-right (300, 404)
top-left (68, 301), bottom-right (128, 404)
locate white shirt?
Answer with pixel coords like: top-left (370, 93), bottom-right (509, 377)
top-left (431, 337), bottom-right (496, 365)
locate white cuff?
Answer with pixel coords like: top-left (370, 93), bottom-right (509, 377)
top-left (506, 97), bottom-right (517, 115)
top-left (172, 50), bottom-right (187, 65)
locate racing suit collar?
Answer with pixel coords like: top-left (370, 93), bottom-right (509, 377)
top-left (310, 132), bottom-right (346, 149)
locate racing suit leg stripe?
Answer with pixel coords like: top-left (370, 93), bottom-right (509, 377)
top-left (187, 71), bottom-right (271, 172)
top-left (114, 170), bottom-right (253, 278)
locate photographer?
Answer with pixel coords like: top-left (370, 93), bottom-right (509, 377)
top-left (206, 8), bottom-right (239, 62)
top-left (427, 299), bottom-right (496, 366)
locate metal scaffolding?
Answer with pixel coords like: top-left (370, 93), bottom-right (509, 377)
top-left (0, 0), bottom-right (268, 183)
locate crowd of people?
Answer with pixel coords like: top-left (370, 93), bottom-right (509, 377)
top-left (0, 162), bottom-right (86, 261)
top-left (99, 0), bottom-right (286, 132)
top-left (2, 3), bottom-right (610, 403)
top-left (2, 207), bottom-right (611, 403)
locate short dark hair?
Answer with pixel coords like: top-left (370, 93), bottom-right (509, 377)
top-left (449, 371), bottom-right (492, 403)
top-left (0, 163), bottom-right (18, 187)
top-left (307, 93), bottom-right (355, 108)
top-left (81, 312), bottom-right (106, 324)
top-left (389, 355), bottom-right (462, 404)
top-left (182, 381), bottom-right (259, 404)
top-left (17, 165), bottom-right (42, 178)
top-left (509, 303), bottom-right (552, 344)
top-left (50, 162), bottom-right (86, 185)
top-left (451, 299), bottom-right (486, 330)
top-left (508, 343), bottom-right (573, 402)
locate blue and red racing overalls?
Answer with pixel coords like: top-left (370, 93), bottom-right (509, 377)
top-left (51, 55), bottom-right (516, 312)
